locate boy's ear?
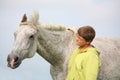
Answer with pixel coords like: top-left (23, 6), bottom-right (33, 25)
top-left (21, 14), bottom-right (27, 22)
top-left (86, 40), bottom-right (90, 44)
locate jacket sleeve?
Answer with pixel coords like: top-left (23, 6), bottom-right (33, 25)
top-left (85, 53), bottom-right (100, 80)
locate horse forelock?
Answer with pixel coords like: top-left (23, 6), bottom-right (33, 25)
top-left (29, 11), bottom-right (39, 25)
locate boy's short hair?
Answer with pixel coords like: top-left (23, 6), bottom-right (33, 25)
top-left (77, 25), bottom-right (96, 42)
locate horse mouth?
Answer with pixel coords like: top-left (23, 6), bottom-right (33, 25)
top-left (7, 57), bottom-right (22, 69)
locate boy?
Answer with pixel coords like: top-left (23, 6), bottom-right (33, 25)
top-left (66, 25), bottom-right (101, 80)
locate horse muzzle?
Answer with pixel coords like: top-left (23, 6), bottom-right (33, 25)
top-left (7, 54), bottom-right (22, 69)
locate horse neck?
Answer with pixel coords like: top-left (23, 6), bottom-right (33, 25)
top-left (36, 24), bottom-right (75, 66)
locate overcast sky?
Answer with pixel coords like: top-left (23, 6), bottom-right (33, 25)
top-left (0, 0), bottom-right (120, 80)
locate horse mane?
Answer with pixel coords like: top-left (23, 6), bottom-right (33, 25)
top-left (20, 11), bottom-right (77, 33)
top-left (20, 11), bottom-right (65, 31)
top-left (40, 23), bottom-right (67, 31)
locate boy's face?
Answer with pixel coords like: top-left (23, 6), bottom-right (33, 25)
top-left (76, 34), bottom-right (89, 47)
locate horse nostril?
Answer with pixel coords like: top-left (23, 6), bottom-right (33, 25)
top-left (14, 56), bottom-right (19, 62)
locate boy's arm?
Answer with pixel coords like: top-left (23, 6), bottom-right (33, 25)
top-left (85, 54), bottom-right (100, 80)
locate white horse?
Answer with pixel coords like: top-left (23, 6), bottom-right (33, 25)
top-left (7, 12), bottom-right (120, 80)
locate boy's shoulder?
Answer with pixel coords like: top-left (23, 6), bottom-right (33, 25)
top-left (86, 48), bottom-right (100, 56)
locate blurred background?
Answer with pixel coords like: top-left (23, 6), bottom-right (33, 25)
top-left (0, 0), bottom-right (120, 80)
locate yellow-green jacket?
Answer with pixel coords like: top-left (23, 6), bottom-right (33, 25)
top-left (66, 48), bottom-right (101, 80)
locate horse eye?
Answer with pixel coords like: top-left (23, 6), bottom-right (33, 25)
top-left (29, 35), bottom-right (34, 39)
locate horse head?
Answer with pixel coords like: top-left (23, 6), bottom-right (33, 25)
top-left (7, 13), bottom-right (39, 69)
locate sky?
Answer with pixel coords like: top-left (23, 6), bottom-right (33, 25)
top-left (0, 0), bottom-right (120, 80)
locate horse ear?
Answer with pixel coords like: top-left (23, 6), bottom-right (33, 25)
top-left (21, 14), bottom-right (27, 22)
